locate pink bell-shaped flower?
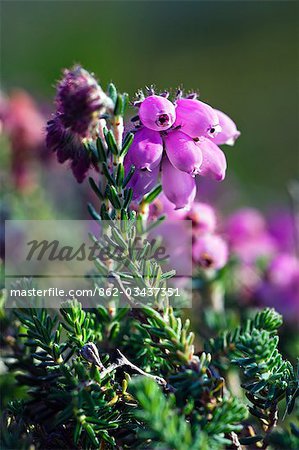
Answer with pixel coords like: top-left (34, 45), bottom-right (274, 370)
top-left (174, 98), bottom-right (220, 139)
top-left (139, 95), bottom-right (176, 131)
top-left (197, 138), bottom-right (227, 181)
top-left (212, 109), bottom-right (240, 146)
top-left (149, 193), bottom-right (188, 220)
top-left (164, 130), bottom-right (203, 176)
top-left (161, 157), bottom-right (196, 209)
top-left (125, 153), bottom-right (160, 201)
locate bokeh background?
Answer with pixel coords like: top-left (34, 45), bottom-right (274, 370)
top-left (1, 0), bottom-right (298, 209)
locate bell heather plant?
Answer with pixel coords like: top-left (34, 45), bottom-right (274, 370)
top-left (0, 65), bottom-right (298, 450)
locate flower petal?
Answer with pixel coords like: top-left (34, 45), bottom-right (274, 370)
top-left (161, 157), bottom-right (196, 209)
top-left (128, 128), bottom-right (163, 171)
top-left (174, 98), bottom-right (220, 139)
top-left (164, 130), bottom-right (202, 175)
top-left (126, 160), bottom-right (160, 201)
top-left (197, 138), bottom-right (227, 181)
top-left (212, 109), bottom-right (240, 146)
top-left (139, 95), bottom-right (176, 131)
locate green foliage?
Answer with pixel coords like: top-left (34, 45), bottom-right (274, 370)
top-left (60, 299), bottom-right (103, 348)
top-left (206, 308), bottom-right (299, 446)
top-left (1, 292), bottom-right (298, 449)
top-left (130, 376), bottom-right (248, 450)
top-left (232, 329), bottom-right (293, 413)
top-left (130, 376), bottom-right (208, 450)
top-left (206, 308), bottom-right (283, 366)
top-left (1, 301), bottom-right (136, 448)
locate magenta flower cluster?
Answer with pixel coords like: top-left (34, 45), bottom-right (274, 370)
top-left (46, 67), bottom-right (240, 207)
top-left (126, 92), bottom-right (240, 208)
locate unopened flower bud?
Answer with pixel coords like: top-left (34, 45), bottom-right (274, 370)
top-left (125, 154), bottom-right (160, 201)
top-left (80, 342), bottom-right (104, 369)
top-left (46, 115), bottom-right (91, 183)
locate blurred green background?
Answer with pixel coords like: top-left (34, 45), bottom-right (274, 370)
top-left (1, 0), bottom-right (298, 206)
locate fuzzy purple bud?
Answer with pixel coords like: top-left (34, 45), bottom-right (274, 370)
top-left (161, 157), bottom-right (196, 209)
top-left (46, 115), bottom-right (77, 162)
top-left (128, 128), bottom-right (163, 171)
top-left (212, 109), bottom-right (240, 146)
top-left (70, 147), bottom-right (91, 183)
top-left (46, 114), bottom-right (92, 183)
top-left (56, 65), bottom-right (112, 136)
top-left (174, 98), bottom-right (220, 139)
top-left (196, 138), bottom-right (227, 181)
top-left (164, 130), bottom-right (203, 176)
top-left (192, 233), bottom-right (228, 270)
top-left (139, 95), bottom-right (176, 131)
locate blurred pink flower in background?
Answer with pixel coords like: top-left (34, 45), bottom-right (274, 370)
top-left (150, 195), bottom-right (228, 272)
top-left (225, 205), bottom-right (299, 320)
top-left (185, 202), bottom-right (217, 235)
top-left (1, 90), bottom-right (47, 190)
top-left (149, 192), bottom-right (187, 220)
top-left (226, 208), bottom-right (277, 264)
top-left (2, 90), bottom-right (44, 151)
top-left (268, 209), bottom-right (299, 253)
top-left (227, 208), bottom-right (268, 242)
top-left (192, 233), bottom-right (228, 270)
top-left (258, 254), bottom-right (299, 321)
top-left (148, 194), bottom-right (193, 282)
